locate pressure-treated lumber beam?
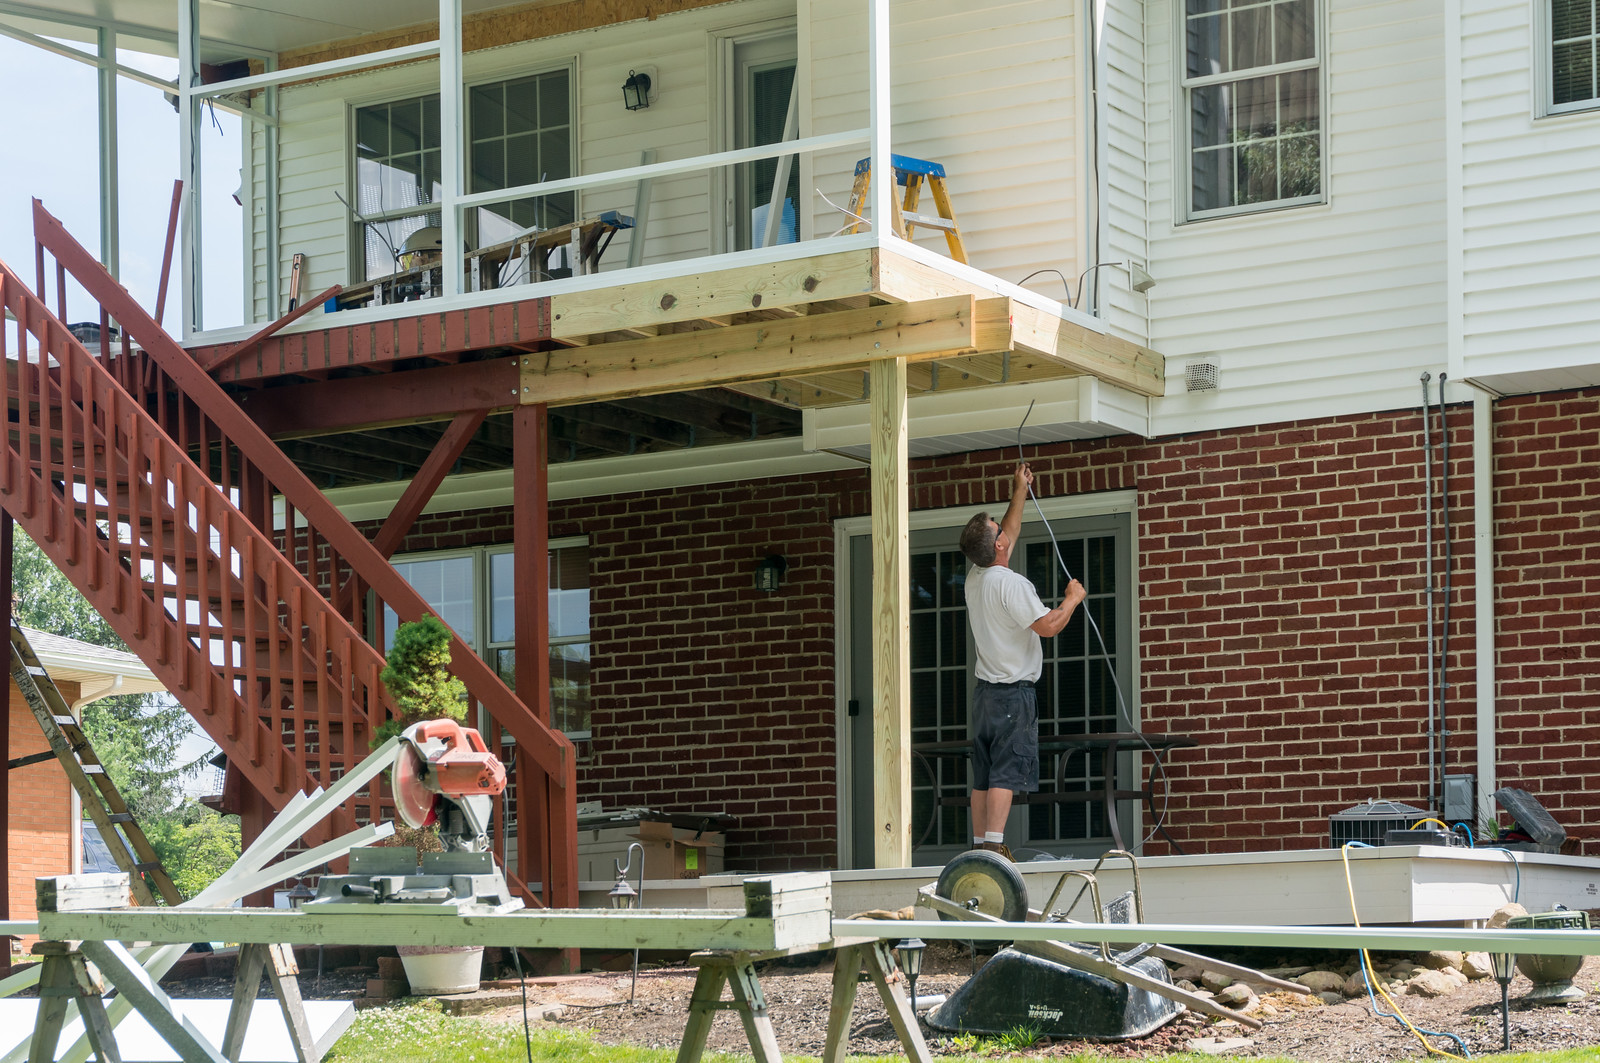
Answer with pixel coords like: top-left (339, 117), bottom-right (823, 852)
top-left (547, 246), bottom-right (876, 340)
top-left (1007, 301), bottom-right (1164, 398)
top-left (523, 295), bottom-right (1007, 407)
top-left (875, 246), bottom-right (1165, 398)
top-left (870, 357), bottom-right (911, 869)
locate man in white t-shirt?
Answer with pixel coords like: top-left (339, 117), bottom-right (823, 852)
top-left (958, 463), bottom-right (1086, 860)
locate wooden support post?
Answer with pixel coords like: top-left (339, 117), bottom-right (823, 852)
top-left (30, 943), bottom-right (122, 1063)
top-left (79, 939), bottom-right (228, 1063)
top-left (724, 960), bottom-right (784, 1063)
top-left (674, 963), bottom-right (729, 1063)
top-left (869, 357), bottom-right (911, 868)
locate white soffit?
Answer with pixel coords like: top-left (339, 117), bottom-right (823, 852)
top-left (801, 376), bottom-right (1150, 462)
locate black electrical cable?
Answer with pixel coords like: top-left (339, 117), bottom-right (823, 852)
top-left (1437, 373), bottom-right (1453, 820)
top-left (1015, 400), bottom-right (1172, 848)
top-left (510, 944), bottom-right (534, 1063)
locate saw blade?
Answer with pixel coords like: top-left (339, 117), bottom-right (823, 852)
top-left (392, 738), bottom-right (441, 829)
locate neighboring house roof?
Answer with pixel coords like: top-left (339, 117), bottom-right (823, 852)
top-left (20, 626), bottom-right (167, 700)
top-left (81, 823), bottom-right (119, 875)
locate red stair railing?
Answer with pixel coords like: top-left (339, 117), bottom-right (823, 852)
top-left (26, 201), bottom-right (576, 904)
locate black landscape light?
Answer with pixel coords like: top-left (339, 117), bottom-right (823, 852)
top-left (897, 937), bottom-right (926, 1014)
top-left (1491, 950), bottom-right (1516, 1051)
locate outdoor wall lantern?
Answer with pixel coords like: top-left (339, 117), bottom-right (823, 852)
top-left (755, 554), bottom-right (788, 593)
top-left (622, 69), bottom-right (652, 111)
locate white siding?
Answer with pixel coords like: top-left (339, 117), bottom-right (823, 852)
top-left (251, 0), bottom-right (792, 316)
top-left (1130, 0), bottom-right (1449, 437)
top-left (1099, 0), bottom-right (1151, 342)
top-left (1457, 0), bottom-right (1600, 375)
top-left (807, 0), bottom-right (1084, 292)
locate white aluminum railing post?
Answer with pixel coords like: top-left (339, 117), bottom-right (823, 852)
top-left (439, 0), bottom-right (465, 297)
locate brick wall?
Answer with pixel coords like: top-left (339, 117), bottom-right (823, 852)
top-left (8, 679), bottom-right (76, 930)
top-left (1491, 391), bottom-right (1600, 847)
top-left (394, 386), bottom-right (1597, 866)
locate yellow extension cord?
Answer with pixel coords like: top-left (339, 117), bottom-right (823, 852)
top-left (1340, 842), bottom-right (1468, 1060)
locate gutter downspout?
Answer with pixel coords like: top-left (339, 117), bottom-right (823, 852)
top-left (67, 675), bottom-right (125, 875)
top-left (1472, 386), bottom-right (1497, 826)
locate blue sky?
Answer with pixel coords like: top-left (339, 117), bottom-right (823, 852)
top-left (1, 33), bottom-right (255, 789)
top-left (0, 35), bottom-right (243, 329)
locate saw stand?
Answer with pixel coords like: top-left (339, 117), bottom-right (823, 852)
top-left (30, 875), bottom-right (318, 1063)
top-left (677, 937), bottom-right (930, 1063)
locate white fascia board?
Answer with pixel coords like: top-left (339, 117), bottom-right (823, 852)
top-left (803, 376), bottom-right (1151, 458)
top-left (316, 436), bottom-right (863, 523)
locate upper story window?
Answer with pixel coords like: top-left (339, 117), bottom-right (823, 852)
top-left (1549, 0), bottom-right (1600, 113)
top-left (352, 67), bottom-right (575, 281)
top-left (1182, 0), bottom-right (1323, 221)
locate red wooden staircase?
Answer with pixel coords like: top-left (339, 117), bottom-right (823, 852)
top-left (1, 201), bottom-right (577, 906)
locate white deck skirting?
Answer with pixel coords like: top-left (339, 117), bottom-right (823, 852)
top-left (573, 846), bottom-right (1600, 928)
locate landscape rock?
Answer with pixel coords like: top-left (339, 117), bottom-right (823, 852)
top-left (1342, 969), bottom-right (1374, 997)
top-left (1173, 963), bottom-right (1207, 982)
top-left (1216, 982), bottom-right (1256, 1008)
top-left (1201, 970), bottom-right (1234, 992)
top-left (1317, 991), bottom-right (1343, 1005)
top-left (1488, 903), bottom-right (1529, 929)
top-left (1406, 970), bottom-right (1457, 997)
top-left (1461, 952), bottom-right (1493, 979)
top-left (1295, 970), bottom-right (1347, 995)
top-left (1419, 950), bottom-right (1464, 971)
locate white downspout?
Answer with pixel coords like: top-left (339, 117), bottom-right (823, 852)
top-left (1472, 387), bottom-right (1496, 827)
top-left (68, 675), bottom-right (125, 875)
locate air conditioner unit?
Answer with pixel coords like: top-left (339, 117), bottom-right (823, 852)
top-left (1329, 799), bottom-right (1434, 847)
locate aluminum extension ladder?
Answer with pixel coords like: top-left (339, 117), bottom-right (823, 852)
top-left (844, 154), bottom-right (968, 263)
top-left (9, 621), bottom-right (182, 907)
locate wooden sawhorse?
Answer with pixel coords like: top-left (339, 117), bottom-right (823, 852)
top-left (675, 937), bottom-right (931, 1063)
top-left (29, 939), bottom-right (316, 1063)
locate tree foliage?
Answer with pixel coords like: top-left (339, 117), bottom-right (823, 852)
top-left (11, 530), bottom-right (236, 895)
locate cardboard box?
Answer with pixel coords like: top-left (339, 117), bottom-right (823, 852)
top-left (633, 820), bottom-right (724, 880)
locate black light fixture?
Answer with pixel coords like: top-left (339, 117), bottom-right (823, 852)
top-left (622, 69), bottom-right (652, 111)
top-left (611, 842), bottom-right (645, 1003)
top-left (897, 937), bottom-right (926, 1014)
top-left (1491, 950), bottom-right (1517, 1051)
top-left (286, 878), bottom-right (316, 909)
top-left (755, 554), bottom-right (788, 593)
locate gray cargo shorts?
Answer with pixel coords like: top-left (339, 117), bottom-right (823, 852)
top-left (970, 679), bottom-right (1039, 793)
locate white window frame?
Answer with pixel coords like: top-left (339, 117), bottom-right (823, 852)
top-left (379, 536), bottom-right (590, 740)
top-left (1177, 0), bottom-right (1328, 223)
top-left (709, 16), bottom-right (802, 254)
top-left (1536, 0), bottom-right (1600, 117)
top-left (347, 60), bottom-right (578, 281)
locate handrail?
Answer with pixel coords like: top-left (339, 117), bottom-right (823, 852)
top-left (0, 262), bottom-right (375, 833)
top-left (29, 198), bottom-right (573, 784)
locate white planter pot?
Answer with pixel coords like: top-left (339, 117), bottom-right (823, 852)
top-left (397, 944), bottom-right (484, 995)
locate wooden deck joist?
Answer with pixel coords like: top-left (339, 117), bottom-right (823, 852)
top-left (189, 247), bottom-right (1163, 417)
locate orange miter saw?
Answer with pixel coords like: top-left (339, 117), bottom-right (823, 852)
top-left (392, 718), bottom-right (506, 851)
top-left (303, 718), bottom-right (523, 913)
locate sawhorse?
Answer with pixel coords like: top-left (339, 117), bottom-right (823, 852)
top-left (28, 939), bottom-right (316, 1063)
top-left (675, 937), bottom-right (931, 1063)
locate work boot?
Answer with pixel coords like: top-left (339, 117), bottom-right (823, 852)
top-left (979, 840), bottom-right (1014, 861)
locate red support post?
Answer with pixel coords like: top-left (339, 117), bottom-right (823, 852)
top-left (154, 181), bottom-right (182, 328)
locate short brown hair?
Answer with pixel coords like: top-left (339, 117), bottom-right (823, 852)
top-left (960, 511), bottom-right (998, 566)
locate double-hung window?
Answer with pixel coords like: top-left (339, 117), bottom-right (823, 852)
top-left (382, 540), bottom-right (592, 740)
top-left (1549, 1), bottom-right (1600, 114)
top-left (1182, 0), bottom-right (1323, 220)
top-left (352, 67), bottom-right (575, 281)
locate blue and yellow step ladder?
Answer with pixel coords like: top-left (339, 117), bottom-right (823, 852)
top-left (845, 154), bottom-right (967, 264)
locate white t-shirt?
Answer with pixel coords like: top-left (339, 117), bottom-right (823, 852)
top-left (965, 562), bottom-right (1049, 684)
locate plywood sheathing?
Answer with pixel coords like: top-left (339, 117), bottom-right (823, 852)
top-left (275, 0), bottom-right (746, 71)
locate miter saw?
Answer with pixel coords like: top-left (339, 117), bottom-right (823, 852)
top-left (305, 719), bottom-right (524, 914)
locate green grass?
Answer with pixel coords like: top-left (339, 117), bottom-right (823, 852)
top-left (322, 1003), bottom-right (1600, 1063)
